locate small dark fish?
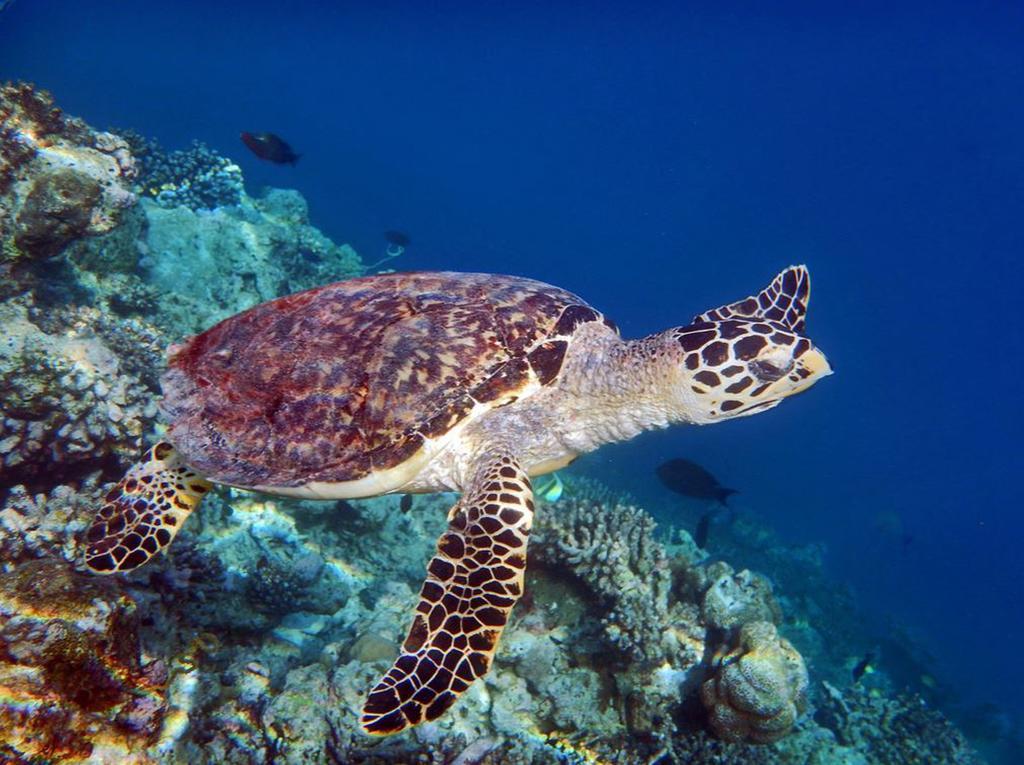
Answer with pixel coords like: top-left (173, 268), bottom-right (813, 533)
top-left (240, 131), bottom-right (300, 165)
top-left (399, 494), bottom-right (413, 513)
top-left (852, 651), bottom-right (875, 683)
top-left (384, 230), bottom-right (411, 248)
top-left (656, 458), bottom-right (737, 505)
top-left (694, 512), bottom-right (712, 548)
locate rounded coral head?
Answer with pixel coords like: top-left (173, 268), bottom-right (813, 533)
top-left (672, 317), bottom-right (831, 424)
top-left (701, 620), bottom-right (809, 744)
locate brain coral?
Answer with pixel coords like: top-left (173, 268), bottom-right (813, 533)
top-left (700, 620), bottom-right (809, 744)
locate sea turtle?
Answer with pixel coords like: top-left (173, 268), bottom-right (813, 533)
top-left (83, 266), bottom-right (831, 735)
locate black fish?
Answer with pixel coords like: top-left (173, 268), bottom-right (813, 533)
top-left (240, 131), bottom-right (300, 165)
top-left (694, 512), bottom-right (712, 548)
top-left (656, 458), bottom-right (737, 505)
top-left (399, 494), bottom-right (413, 513)
top-left (852, 651), bottom-right (875, 683)
top-left (384, 230), bottom-right (411, 249)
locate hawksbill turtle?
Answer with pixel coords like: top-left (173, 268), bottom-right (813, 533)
top-left (83, 267), bottom-right (831, 735)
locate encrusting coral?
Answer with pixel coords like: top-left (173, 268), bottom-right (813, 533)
top-left (700, 620), bottom-right (809, 744)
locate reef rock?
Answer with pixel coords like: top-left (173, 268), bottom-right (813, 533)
top-left (701, 567), bottom-right (782, 632)
top-left (1, 81), bottom-right (136, 263)
top-left (700, 620), bottom-right (809, 744)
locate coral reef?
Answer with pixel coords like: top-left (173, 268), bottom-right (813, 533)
top-left (0, 85), bottom-right (987, 765)
top-left (817, 681), bottom-right (985, 765)
top-left (1, 81), bottom-right (136, 263)
top-left (700, 620), bottom-right (809, 744)
top-left (0, 558), bottom-right (166, 763)
top-left (0, 477), bottom-right (97, 568)
top-left (139, 189), bottom-right (363, 333)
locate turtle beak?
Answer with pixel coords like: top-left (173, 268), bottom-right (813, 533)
top-left (793, 346), bottom-right (832, 393)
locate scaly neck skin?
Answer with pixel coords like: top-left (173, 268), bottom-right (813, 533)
top-left (555, 326), bottom-right (690, 454)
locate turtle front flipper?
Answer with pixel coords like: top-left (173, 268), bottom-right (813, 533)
top-left (361, 453), bottom-right (533, 735)
top-left (84, 442), bottom-right (211, 574)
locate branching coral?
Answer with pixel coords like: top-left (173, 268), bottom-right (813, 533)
top-left (533, 498), bottom-right (674, 665)
top-left (817, 681), bottom-right (985, 764)
top-left (120, 131), bottom-right (243, 210)
top-left (0, 477), bottom-right (97, 568)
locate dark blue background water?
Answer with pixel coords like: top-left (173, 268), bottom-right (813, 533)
top-left (3, 0), bottom-right (1022, 737)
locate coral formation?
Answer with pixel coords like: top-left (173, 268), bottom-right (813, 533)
top-left (533, 497), bottom-right (678, 664)
top-left (700, 620), bottom-right (809, 744)
top-left (0, 295), bottom-right (159, 488)
top-left (0, 477), bottom-right (97, 568)
top-left (701, 567), bottom-right (782, 632)
top-left (122, 132), bottom-right (244, 210)
top-left (817, 681), bottom-right (985, 765)
top-left (0, 558), bottom-right (166, 762)
top-left (139, 189), bottom-right (362, 333)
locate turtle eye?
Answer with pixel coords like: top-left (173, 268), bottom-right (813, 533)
top-left (750, 358), bottom-right (793, 383)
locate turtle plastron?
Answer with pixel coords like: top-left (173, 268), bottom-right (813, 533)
top-left (361, 452), bottom-right (534, 735)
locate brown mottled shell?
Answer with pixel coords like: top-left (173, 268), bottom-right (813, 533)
top-left (162, 272), bottom-right (613, 488)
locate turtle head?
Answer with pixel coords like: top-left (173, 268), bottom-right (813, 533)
top-left (672, 319), bottom-right (831, 423)
top-left (670, 265), bottom-right (832, 424)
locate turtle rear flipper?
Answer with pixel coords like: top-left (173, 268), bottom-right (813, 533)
top-left (361, 453), bottom-right (533, 735)
top-left (84, 442), bottom-right (211, 574)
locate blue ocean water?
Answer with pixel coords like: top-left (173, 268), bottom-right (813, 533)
top-left (2, 0), bottom-right (1021, 751)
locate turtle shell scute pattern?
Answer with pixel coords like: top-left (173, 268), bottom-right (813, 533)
top-left (162, 272), bottom-right (609, 488)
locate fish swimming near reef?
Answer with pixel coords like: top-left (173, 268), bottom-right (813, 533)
top-left (240, 131), bottom-right (300, 165)
top-left (852, 651), bottom-right (875, 682)
top-left (656, 458), bottom-right (737, 506)
top-left (399, 494), bottom-right (414, 513)
top-left (694, 511), bottom-right (713, 548)
top-left (535, 472), bottom-right (565, 502)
